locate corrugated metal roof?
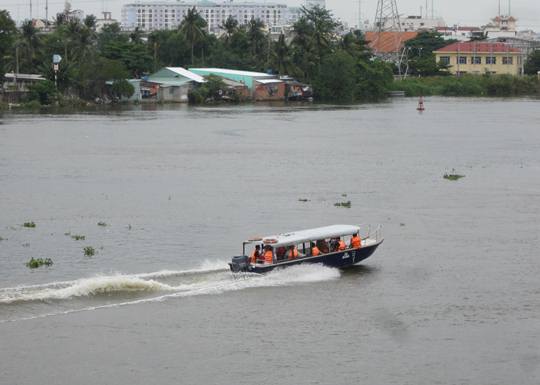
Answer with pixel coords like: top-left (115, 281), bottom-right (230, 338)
top-left (254, 78), bottom-right (283, 84)
top-left (434, 42), bottom-right (521, 53)
top-left (165, 67), bottom-right (206, 83)
top-left (189, 68), bottom-right (273, 77)
top-left (146, 78), bottom-right (192, 86)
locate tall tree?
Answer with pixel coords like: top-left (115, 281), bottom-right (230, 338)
top-left (180, 7), bottom-right (207, 65)
top-left (0, 10), bottom-right (17, 78)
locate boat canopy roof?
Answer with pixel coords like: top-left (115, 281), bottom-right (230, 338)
top-left (247, 225), bottom-right (361, 247)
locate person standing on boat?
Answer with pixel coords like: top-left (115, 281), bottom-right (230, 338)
top-left (337, 238), bottom-right (346, 251)
top-left (250, 245), bottom-right (261, 264)
top-left (263, 246), bottom-right (274, 264)
top-left (350, 233), bottom-right (362, 249)
top-left (311, 242), bottom-right (320, 257)
top-left (286, 245), bottom-right (299, 260)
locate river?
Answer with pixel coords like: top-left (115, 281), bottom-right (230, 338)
top-left (1, 97), bottom-right (539, 384)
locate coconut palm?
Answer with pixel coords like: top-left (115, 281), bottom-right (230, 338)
top-left (180, 7), bottom-right (206, 65)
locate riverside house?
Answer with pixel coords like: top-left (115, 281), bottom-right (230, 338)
top-left (146, 67), bottom-right (206, 102)
top-left (434, 42), bottom-right (521, 75)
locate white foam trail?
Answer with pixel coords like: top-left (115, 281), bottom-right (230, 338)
top-left (0, 259), bottom-right (229, 295)
top-left (0, 264), bottom-right (340, 322)
top-left (0, 276), bottom-right (176, 304)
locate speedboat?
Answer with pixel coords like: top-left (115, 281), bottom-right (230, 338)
top-left (229, 224), bottom-right (383, 273)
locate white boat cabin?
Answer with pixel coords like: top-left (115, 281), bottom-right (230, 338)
top-left (243, 224), bottom-right (376, 265)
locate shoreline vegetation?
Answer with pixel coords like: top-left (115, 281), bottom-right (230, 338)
top-left (1, 6), bottom-right (540, 111)
top-left (391, 75), bottom-right (540, 97)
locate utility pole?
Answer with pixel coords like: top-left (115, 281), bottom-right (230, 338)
top-left (29, 0), bottom-right (32, 19)
top-left (45, 0), bottom-right (48, 22)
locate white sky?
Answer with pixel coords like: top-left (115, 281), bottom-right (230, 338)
top-left (1, 0), bottom-right (539, 30)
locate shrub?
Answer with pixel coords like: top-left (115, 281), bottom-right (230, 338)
top-left (27, 80), bottom-right (58, 105)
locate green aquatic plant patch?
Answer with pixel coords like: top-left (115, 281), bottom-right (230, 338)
top-left (71, 234), bottom-right (86, 241)
top-left (444, 173), bottom-right (465, 181)
top-left (334, 201), bottom-right (352, 208)
top-left (97, 222), bottom-right (107, 227)
top-left (23, 221), bottom-right (36, 228)
top-left (84, 246), bottom-right (96, 256)
top-left (26, 257), bottom-right (53, 269)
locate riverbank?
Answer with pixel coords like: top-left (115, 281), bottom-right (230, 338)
top-left (390, 74), bottom-right (540, 97)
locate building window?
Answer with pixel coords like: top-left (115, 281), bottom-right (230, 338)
top-left (439, 56), bottom-right (450, 65)
top-left (486, 56), bottom-right (496, 64)
top-left (502, 56), bottom-right (513, 65)
top-left (471, 56), bottom-right (481, 64)
top-left (458, 56), bottom-right (467, 64)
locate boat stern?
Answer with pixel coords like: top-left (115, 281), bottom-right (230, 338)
top-left (229, 255), bottom-right (250, 273)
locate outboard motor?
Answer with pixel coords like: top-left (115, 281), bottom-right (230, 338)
top-left (229, 255), bottom-right (250, 273)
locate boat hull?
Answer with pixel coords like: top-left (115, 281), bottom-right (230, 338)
top-left (230, 241), bottom-right (382, 274)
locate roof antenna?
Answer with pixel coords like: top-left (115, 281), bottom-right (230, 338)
top-left (498, 0), bottom-right (501, 16)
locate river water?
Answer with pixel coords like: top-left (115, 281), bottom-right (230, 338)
top-left (1, 97), bottom-right (539, 384)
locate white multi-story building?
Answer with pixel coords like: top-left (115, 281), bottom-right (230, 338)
top-left (305, 0), bottom-right (326, 9)
top-left (122, 1), bottom-right (301, 33)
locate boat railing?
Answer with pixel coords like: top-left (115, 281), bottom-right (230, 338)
top-left (360, 224), bottom-right (383, 243)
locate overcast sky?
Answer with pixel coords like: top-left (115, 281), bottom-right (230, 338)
top-left (1, 0), bottom-right (539, 30)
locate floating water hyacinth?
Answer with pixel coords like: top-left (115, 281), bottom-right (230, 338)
top-left (334, 201), bottom-right (351, 208)
top-left (84, 246), bottom-right (95, 257)
top-left (23, 221), bottom-right (36, 228)
top-left (71, 235), bottom-right (86, 241)
top-left (97, 222), bottom-right (107, 227)
top-left (26, 257), bottom-right (53, 269)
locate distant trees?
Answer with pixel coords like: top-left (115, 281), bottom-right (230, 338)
top-left (403, 32), bottom-right (455, 76)
top-left (524, 50), bottom-right (540, 75)
top-left (0, 6), bottom-right (397, 103)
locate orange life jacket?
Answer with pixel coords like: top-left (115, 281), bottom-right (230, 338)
top-left (250, 250), bottom-right (260, 264)
top-left (264, 250), bottom-right (273, 264)
top-left (351, 235), bottom-right (361, 249)
top-left (311, 246), bottom-right (320, 256)
top-left (338, 240), bottom-right (346, 251)
top-left (287, 247), bottom-right (299, 260)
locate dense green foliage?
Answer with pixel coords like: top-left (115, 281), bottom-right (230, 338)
top-left (403, 32), bottom-right (455, 76)
top-left (524, 50), bottom-right (540, 75)
top-left (0, 6), bottom-right (395, 103)
top-left (26, 257), bottom-right (53, 268)
top-left (391, 75), bottom-right (540, 97)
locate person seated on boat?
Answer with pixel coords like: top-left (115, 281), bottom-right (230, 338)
top-left (249, 245), bottom-right (261, 264)
top-left (337, 238), bottom-right (346, 251)
top-left (330, 237), bottom-right (340, 252)
top-left (263, 245), bottom-right (274, 264)
top-left (310, 242), bottom-right (320, 257)
top-left (286, 245), bottom-right (299, 260)
top-left (276, 246), bottom-right (286, 261)
top-left (316, 239), bottom-right (329, 254)
top-left (350, 233), bottom-right (362, 249)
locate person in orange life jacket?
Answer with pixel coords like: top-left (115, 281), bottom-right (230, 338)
top-left (249, 245), bottom-right (261, 264)
top-left (317, 239), bottom-right (329, 253)
top-left (263, 245), bottom-right (274, 264)
top-left (276, 246), bottom-right (286, 261)
top-left (337, 238), bottom-right (346, 251)
top-left (286, 245), bottom-right (299, 260)
top-left (350, 233), bottom-right (362, 249)
top-left (311, 242), bottom-right (320, 256)
top-left (330, 237), bottom-right (340, 252)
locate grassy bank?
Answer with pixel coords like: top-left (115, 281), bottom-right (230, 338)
top-left (391, 75), bottom-right (540, 97)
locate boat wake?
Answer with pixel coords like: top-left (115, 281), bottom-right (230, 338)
top-left (0, 261), bottom-right (340, 322)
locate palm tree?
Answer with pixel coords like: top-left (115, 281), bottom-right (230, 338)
top-left (247, 18), bottom-right (265, 58)
top-left (221, 16), bottom-right (238, 43)
top-left (180, 7), bottom-right (206, 65)
top-left (271, 34), bottom-right (296, 75)
top-left (18, 20), bottom-right (41, 72)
